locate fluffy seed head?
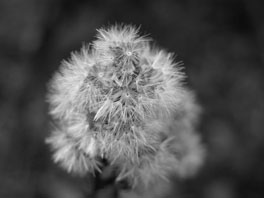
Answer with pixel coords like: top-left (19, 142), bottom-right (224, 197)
top-left (46, 24), bottom-right (204, 188)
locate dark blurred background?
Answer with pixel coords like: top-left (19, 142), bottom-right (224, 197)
top-left (0, 0), bottom-right (264, 197)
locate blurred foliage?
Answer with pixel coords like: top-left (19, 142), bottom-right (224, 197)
top-left (0, 0), bottom-right (264, 197)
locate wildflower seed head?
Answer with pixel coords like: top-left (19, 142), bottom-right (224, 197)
top-left (46, 24), bottom-right (204, 188)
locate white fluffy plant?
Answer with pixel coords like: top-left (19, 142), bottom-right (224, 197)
top-left (46, 25), bottom-right (205, 191)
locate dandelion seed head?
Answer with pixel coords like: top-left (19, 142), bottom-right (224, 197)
top-left (46, 24), bottom-right (204, 188)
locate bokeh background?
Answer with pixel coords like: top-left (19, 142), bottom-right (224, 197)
top-left (0, 0), bottom-right (264, 197)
